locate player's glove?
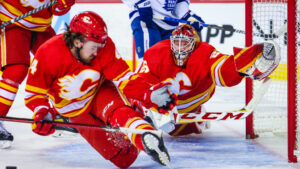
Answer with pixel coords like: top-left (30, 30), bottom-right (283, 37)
top-left (143, 82), bottom-right (177, 114)
top-left (135, 0), bottom-right (153, 26)
top-left (51, 0), bottom-right (75, 16)
top-left (182, 10), bottom-right (205, 32)
top-left (32, 106), bottom-right (56, 136)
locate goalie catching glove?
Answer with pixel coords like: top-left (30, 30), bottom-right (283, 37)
top-left (235, 41), bottom-right (280, 80)
top-left (32, 106), bottom-right (56, 136)
top-left (143, 82), bottom-right (177, 114)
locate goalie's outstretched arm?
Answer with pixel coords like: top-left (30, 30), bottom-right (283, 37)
top-left (234, 41), bottom-right (280, 80)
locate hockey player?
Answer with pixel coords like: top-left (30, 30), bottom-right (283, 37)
top-left (119, 24), bottom-right (280, 136)
top-left (122, 0), bottom-right (205, 64)
top-left (24, 11), bottom-right (170, 168)
top-left (0, 0), bottom-right (75, 148)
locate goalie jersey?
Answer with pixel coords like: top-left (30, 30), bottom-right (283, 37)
top-left (119, 40), bottom-right (259, 114)
top-left (25, 34), bottom-right (131, 117)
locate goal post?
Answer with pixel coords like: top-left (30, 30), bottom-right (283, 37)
top-left (245, 0), bottom-right (299, 163)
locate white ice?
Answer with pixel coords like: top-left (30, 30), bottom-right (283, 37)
top-left (1, 2), bottom-right (298, 169)
top-left (1, 80), bottom-right (300, 169)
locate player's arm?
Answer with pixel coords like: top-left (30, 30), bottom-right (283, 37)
top-left (25, 58), bottom-right (52, 111)
top-left (99, 39), bottom-right (153, 101)
top-left (177, 1), bottom-right (205, 33)
top-left (234, 41), bottom-right (280, 80)
top-left (121, 0), bottom-right (153, 26)
top-left (209, 41), bottom-right (280, 87)
top-left (119, 57), bottom-right (176, 114)
top-left (118, 59), bottom-right (158, 101)
top-left (174, 0), bottom-right (190, 19)
top-left (100, 40), bottom-right (132, 84)
top-left (99, 43), bottom-right (159, 108)
top-left (25, 51), bottom-right (56, 136)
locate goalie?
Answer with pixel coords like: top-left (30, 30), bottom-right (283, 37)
top-left (119, 24), bottom-right (280, 136)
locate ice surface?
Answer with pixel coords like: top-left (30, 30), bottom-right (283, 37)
top-left (1, 81), bottom-right (300, 169)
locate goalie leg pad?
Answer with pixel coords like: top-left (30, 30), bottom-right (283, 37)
top-left (169, 122), bottom-right (203, 136)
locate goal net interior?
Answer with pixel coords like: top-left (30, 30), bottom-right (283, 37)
top-left (245, 0), bottom-right (300, 162)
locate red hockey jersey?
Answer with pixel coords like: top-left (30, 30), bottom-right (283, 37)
top-left (0, 0), bottom-right (66, 31)
top-left (25, 34), bottom-right (131, 117)
top-left (120, 40), bottom-right (247, 114)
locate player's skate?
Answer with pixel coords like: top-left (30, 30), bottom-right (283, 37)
top-left (142, 132), bottom-right (173, 169)
top-left (52, 114), bottom-right (79, 138)
top-left (0, 121), bottom-right (13, 149)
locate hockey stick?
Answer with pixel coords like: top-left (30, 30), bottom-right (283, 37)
top-left (176, 77), bottom-right (272, 123)
top-left (0, 0), bottom-right (57, 29)
top-left (0, 116), bottom-right (162, 136)
top-left (153, 14), bottom-right (284, 38)
top-left (142, 77), bottom-right (271, 131)
top-left (143, 77), bottom-right (271, 133)
top-left (153, 14), bottom-right (224, 30)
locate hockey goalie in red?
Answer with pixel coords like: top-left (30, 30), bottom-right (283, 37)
top-left (119, 24), bottom-right (280, 136)
top-left (24, 11), bottom-right (171, 168)
top-left (0, 0), bottom-right (75, 148)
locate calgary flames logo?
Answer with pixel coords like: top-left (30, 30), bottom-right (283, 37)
top-left (58, 70), bottom-right (100, 100)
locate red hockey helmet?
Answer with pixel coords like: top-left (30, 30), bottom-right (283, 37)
top-left (70, 11), bottom-right (108, 44)
top-left (170, 24), bottom-right (200, 66)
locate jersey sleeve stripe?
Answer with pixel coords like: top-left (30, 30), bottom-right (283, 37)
top-left (24, 94), bottom-right (48, 105)
top-left (113, 68), bottom-right (131, 81)
top-left (25, 84), bottom-right (48, 95)
top-left (211, 55), bottom-right (230, 87)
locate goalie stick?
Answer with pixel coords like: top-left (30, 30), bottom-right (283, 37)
top-left (144, 77), bottom-right (271, 132)
top-left (0, 0), bottom-right (57, 29)
top-left (176, 77), bottom-right (272, 123)
top-left (0, 116), bottom-right (162, 136)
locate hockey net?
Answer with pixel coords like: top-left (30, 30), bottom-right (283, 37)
top-left (245, 0), bottom-right (300, 162)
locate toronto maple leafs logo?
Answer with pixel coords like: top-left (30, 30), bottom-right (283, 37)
top-left (163, 0), bottom-right (177, 11)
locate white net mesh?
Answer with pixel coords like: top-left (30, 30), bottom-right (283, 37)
top-left (252, 0), bottom-right (288, 135)
top-left (251, 0), bottom-right (300, 156)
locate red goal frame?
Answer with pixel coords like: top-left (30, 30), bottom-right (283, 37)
top-left (245, 0), bottom-right (298, 163)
